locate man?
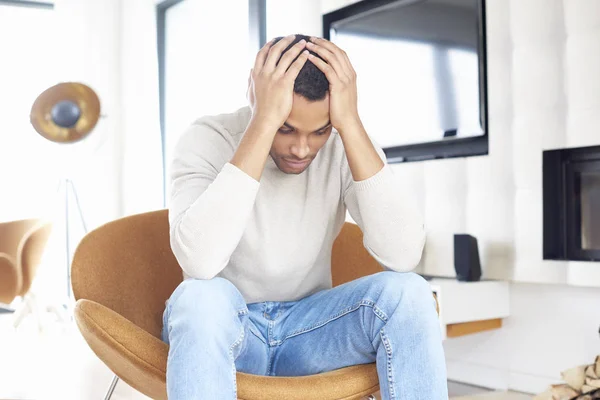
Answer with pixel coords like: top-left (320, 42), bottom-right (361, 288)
top-left (162, 34), bottom-right (448, 399)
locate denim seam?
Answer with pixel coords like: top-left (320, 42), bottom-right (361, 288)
top-left (380, 328), bottom-right (396, 400)
top-left (229, 327), bottom-right (245, 400)
top-left (282, 299), bottom-right (378, 340)
top-left (266, 321), bottom-right (275, 374)
top-left (372, 304), bottom-right (389, 323)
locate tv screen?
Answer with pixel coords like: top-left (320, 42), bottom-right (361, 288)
top-left (324, 0), bottom-right (487, 160)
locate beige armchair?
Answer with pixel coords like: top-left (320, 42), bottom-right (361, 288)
top-left (72, 209), bottom-right (389, 399)
top-left (0, 218), bottom-right (42, 305)
top-left (0, 219), bottom-right (53, 329)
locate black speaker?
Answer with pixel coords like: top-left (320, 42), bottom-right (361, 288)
top-left (454, 234), bottom-right (482, 281)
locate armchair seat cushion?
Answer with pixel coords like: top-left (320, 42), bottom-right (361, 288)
top-left (75, 299), bottom-right (379, 400)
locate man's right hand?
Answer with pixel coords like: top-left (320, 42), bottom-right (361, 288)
top-left (248, 34), bottom-right (309, 130)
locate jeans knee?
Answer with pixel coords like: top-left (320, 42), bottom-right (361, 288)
top-left (369, 271), bottom-right (436, 317)
top-left (168, 277), bottom-right (247, 319)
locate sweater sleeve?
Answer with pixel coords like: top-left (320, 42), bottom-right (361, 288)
top-left (168, 118), bottom-right (260, 280)
top-left (341, 136), bottom-right (426, 272)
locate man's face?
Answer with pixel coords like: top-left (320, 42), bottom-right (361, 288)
top-left (269, 93), bottom-right (332, 174)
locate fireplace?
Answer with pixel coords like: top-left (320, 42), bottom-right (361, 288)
top-left (543, 145), bottom-right (600, 262)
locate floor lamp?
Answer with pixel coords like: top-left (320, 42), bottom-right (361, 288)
top-left (29, 82), bottom-right (100, 305)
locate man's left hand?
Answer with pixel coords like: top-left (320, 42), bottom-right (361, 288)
top-left (306, 37), bottom-right (362, 134)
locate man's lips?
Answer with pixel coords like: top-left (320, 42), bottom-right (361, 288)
top-left (284, 159), bottom-right (310, 167)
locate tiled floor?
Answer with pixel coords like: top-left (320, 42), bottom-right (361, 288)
top-left (0, 312), bottom-right (532, 400)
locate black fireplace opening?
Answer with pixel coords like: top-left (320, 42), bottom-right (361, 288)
top-left (543, 145), bottom-right (600, 262)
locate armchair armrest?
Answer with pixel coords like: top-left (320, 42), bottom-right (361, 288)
top-left (74, 299), bottom-right (168, 400)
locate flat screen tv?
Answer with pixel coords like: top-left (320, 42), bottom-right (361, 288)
top-left (323, 0), bottom-right (488, 162)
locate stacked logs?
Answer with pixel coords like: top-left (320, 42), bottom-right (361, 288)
top-left (534, 356), bottom-right (600, 400)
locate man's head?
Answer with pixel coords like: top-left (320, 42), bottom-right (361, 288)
top-left (266, 34), bottom-right (332, 175)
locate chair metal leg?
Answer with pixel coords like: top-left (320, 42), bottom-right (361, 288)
top-left (104, 375), bottom-right (119, 400)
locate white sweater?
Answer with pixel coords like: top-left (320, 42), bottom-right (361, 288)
top-left (168, 106), bottom-right (426, 304)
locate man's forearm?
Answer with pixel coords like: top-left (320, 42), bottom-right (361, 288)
top-left (340, 121), bottom-right (425, 271)
top-left (337, 119), bottom-right (385, 182)
top-left (230, 117), bottom-right (279, 182)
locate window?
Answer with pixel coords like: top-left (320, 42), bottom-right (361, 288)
top-left (157, 0), bottom-right (265, 204)
top-left (0, 1), bottom-right (60, 221)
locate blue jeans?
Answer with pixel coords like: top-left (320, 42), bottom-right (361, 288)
top-left (161, 271), bottom-right (448, 399)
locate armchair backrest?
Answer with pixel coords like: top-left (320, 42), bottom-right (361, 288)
top-left (17, 221), bottom-right (53, 296)
top-left (0, 218), bottom-right (40, 261)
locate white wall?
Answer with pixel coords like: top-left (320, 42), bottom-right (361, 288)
top-left (267, 0), bottom-right (322, 39)
top-left (323, 0), bottom-right (600, 394)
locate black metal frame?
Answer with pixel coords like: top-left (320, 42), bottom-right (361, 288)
top-left (156, 0), bottom-right (266, 206)
top-left (543, 145), bottom-right (600, 262)
top-left (0, 0), bottom-right (52, 8)
top-left (322, 0), bottom-right (489, 163)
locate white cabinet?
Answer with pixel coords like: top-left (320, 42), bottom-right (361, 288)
top-left (428, 278), bottom-right (510, 340)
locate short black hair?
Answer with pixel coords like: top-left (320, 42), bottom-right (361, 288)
top-left (271, 34), bottom-right (329, 101)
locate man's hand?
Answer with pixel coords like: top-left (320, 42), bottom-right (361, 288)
top-left (248, 35), bottom-right (310, 130)
top-left (306, 37), bottom-right (361, 134)
top-left (307, 37), bottom-right (384, 182)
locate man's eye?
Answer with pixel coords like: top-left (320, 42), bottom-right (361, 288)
top-left (278, 129), bottom-right (293, 134)
top-left (316, 130), bottom-right (328, 136)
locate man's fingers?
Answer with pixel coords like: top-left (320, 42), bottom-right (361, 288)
top-left (309, 37), bottom-right (354, 77)
top-left (305, 41), bottom-right (347, 79)
top-left (275, 39), bottom-right (307, 76)
top-left (307, 53), bottom-right (337, 83)
top-left (253, 39), bottom-right (275, 74)
top-left (284, 50), bottom-right (310, 82)
top-left (264, 34), bottom-right (297, 71)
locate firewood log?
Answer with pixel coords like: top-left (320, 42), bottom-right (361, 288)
top-left (588, 365), bottom-right (599, 380)
top-left (562, 365), bottom-right (587, 390)
top-left (582, 385), bottom-right (595, 394)
top-left (533, 387), bottom-right (553, 400)
top-left (585, 377), bottom-right (600, 389)
top-left (572, 388), bottom-right (600, 399)
top-left (550, 383), bottom-right (580, 400)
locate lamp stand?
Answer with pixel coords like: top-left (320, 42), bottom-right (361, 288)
top-left (57, 177), bottom-right (87, 304)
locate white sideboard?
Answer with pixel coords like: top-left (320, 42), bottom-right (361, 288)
top-left (426, 277), bottom-right (510, 340)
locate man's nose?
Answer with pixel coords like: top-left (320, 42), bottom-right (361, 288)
top-left (291, 137), bottom-right (310, 159)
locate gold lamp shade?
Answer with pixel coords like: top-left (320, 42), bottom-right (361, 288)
top-left (30, 82), bottom-right (101, 144)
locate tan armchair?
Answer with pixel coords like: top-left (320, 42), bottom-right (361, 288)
top-left (71, 209), bottom-right (399, 399)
